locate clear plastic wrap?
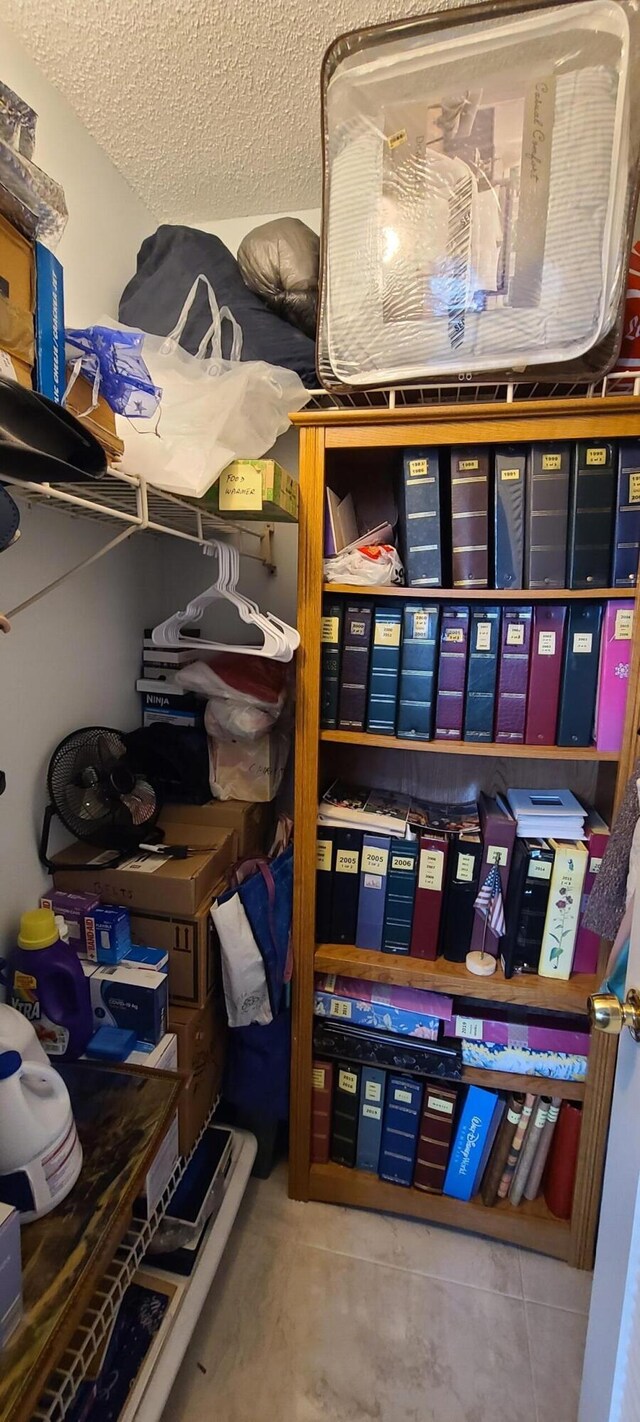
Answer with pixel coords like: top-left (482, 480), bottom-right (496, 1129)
top-left (319, 0), bottom-right (640, 388)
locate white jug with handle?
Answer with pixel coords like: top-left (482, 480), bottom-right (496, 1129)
top-left (0, 1003), bottom-right (49, 1066)
top-left (0, 1049), bottom-right (82, 1221)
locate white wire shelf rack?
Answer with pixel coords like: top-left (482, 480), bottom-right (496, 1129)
top-left (31, 1097), bottom-right (223, 1422)
top-left (305, 369), bottom-right (640, 410)
top-left (4, 465), bottom-right (274, 565)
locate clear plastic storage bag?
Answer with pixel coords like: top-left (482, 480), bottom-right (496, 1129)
top-left (319, 0), bottom-right (640, 388)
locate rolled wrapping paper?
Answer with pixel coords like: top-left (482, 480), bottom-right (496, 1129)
top-left (509, 1096), bottom-right (551, 1207)
top-left (497, 1092), bottom-right (535, 1200)
top-left (481, 1093), bottom-right (525, 1207)
top-left (524, 1098), bottom-right (562, 1202)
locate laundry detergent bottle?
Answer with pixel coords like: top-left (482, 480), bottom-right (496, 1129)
top-left (0, 1049), bottom-right (83, 1220)
top-left (9, 909), bottom-right (93, 1061)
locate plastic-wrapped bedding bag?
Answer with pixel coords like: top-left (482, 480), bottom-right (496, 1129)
top-left (318, 0), bottom-right (640, 389)
top-left (237, 218), bottom-right (320, 339)
top-left (176, 652), bottom-right (287, 741)
top-left (119, 224), bottom-right (318, 387)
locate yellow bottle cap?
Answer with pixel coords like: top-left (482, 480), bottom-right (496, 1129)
top-left (18, 908), bottom-right (59, 950)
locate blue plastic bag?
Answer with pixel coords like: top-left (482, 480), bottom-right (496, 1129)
top-left (65, 325), bottom-right (161, 418)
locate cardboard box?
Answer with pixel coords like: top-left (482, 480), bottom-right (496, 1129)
top-left (65, 371), bottom-right (124, 461)
top-left (201, 458), bottom-right (298, 521)
top-left (0, 1203), bottom-right (22, 1348)
top-left (127, 1032), bottom-right (178, 1070)
top-left (52, 823), bottom-right (235, 916)
top-left (169, 995), bottom-right (227, 1155)
top-left (0, 212), bottom-right (34, 369)
top-left (160, 800), bottom-right (273, 858)
top-left (130, 896), bottom-right (220, 1008)
top-left (35, 242), bottom-right (64, 402)
top-left (87, 963), bottom-right (168, 1045)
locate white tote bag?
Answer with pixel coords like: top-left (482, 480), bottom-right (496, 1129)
top-left (114, 276), bottom-right (309, 497)
top-left (210, 894), bottom-right (273, 1028)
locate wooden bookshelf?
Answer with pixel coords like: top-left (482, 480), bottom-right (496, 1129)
top-left (323, 583), bottom-right (636, 602)
top-left (290, 398), bottom-right (640, 1270)
top-left (320, 729), bottom-right (619, 761)
top-left (315, 943), bottom-right (600, 1015)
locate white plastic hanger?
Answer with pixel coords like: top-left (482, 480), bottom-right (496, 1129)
top-left (151, 540), bottom-right (298, 661)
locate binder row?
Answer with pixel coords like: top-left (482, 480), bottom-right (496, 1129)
top-left (321, 597), bottom-right (633, 750)
top-left (316, 796), bottom-right (608, 979)
top-left (312, 1060), bottom-right (580, 1216)
top-left (396, 440), bottom-right (640, 590)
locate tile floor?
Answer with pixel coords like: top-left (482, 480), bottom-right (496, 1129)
top-left (163, 1162), bottom-right (590, 1422)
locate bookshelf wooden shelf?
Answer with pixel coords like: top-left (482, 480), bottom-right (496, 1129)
top-left (323, 583), bottom-right (636, 602)
top-left (314, 943), bottom-right (599, 1016)
top-left (320, 729), bottom-right (619, 762)
top-left (290, 398), bottom-right (640, 1271)
top-left (309, 1161), bottom-right (571, 1259)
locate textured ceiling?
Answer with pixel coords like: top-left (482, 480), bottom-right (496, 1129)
top-left (3, 0), bottom-right (439, 221)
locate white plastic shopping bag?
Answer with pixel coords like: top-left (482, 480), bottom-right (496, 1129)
top-left (210, 893), bottom-right (273, 1028)
top-left (111, 276), bottom-right (309, 497)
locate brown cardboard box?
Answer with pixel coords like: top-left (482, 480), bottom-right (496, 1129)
top-left (160, 801), bottom-right (274, 858)
top-left (169, 995), bottom-right (227, 1155)
top-left (130, 895), bottom-right (221, 1008)
top-left (65, 372), bottom-right (124, 461)
top-left (0, 214), bottom-right (34, 362)
top-left (52, 824), bottom-right (235, 916)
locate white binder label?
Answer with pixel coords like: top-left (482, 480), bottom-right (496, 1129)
top-left (506, 623), bottom-right (525, 646)
top-left (476, 621), bottom-right (492, 651)
top-left (538, 631), bottom-right (556, 656)
top-left (457, 853), bottom-right (475, 882)
top-left (455, 1016), bottom-right (484, 1040)
top-left (364, 873), bottom-right (382, 890)
top-left (374, 621), bottom-right (401, 647)
top-left (487, 845), bottom-right (508, 867)
top-left (590, 856), bottom-right (603, 874)
top-left (409, 457), bottom-right (428, 476)
top-left (501, 468), bottom-right (521, 481)
top-left (458, 458), bottom-right (479, 471)
top-left (573, 633), bottom-right (593, 653)
top-left (312, 1067), bottom-right (326, 1090)
top-left (629, 473), bottom-right (640, 503)
top-left (316, 839), bottom-right (333, 872)
top-left (444, 628), bottom-right (464, 644)
top-left (419, 848), bottom-right (444, 892)
top-left (413, 611), bottom-right (430, 637)
top-left (586, 447), bottom-right (607, 465)
top-left (321, 616), bottom-right (339, 643)
top-left (542, 453), bottom-right (562, 470)
top-left (362, 845), bottom-right (389, 875)
top-left (529, 859), bottom-right (552, 880)
top-left (350, 620), bottom-right (365, 637)
top-left (365, 1081), bottom-right (383, 1103)
top-left (427, 1094), bottom-right (454, 1115)
top-left (338, 1070), bottom-right (358, 1094)
top-left (394, 1088), bottom-right (413, 1104)
top-left (330, 999), bottom-right (352, 1019)
top-left (336, 851), bottom-right (359, 874)
top-left (615, 609), bottom-right (634, 641)
top-left (363, 1104), bottom-right (382, 1120)
top-left (392, 854), bottom-right (414, 872)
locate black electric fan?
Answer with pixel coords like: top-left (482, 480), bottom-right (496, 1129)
top-left (40, 727), bottom-right (161, 870)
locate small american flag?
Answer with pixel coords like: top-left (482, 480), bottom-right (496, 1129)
top-left (474, 862), bottom-right (506, 939)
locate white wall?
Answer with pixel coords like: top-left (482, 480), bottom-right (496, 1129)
top-left (0, 24), bottom-right (159, 949)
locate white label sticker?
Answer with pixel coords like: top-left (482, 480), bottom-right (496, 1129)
top-left (413, 611), bottom-right (430, 637)
top-left (458, 458), bottom-right (479, 471)
top-left (542, 453), bottom-right (562, 471)
top-left (573, 633), bottom-right (593, 653)
top-left (501, 467), bottom-right (521, 481)
top-left (487, 845), bottom-right (508, 868)
top-left (349, 620), bottom-right (366, 637)
top-left (590, 856), bottom-right (603, 875)
top-left (321, 616), bottom-right (339, 644)
top-left (363, 1104), bottom-right (382, 1120)
top-left (455, 1016), bottom-right (484, 1040)
top-left (615, 609), bottom-right (634, 641)
top-left (538, 630), bottom-right (556, 656)
top-left (418, 848), bottom-right (444, 893)
top-left (409, 458), bottom-right (428, 476)
top-left (392, 855), bottom-right (415, 872)
top-left (364, 873), bottom-right (382, 890)
top-left (630, 472), bottom-right (640, 503)
top-left (427, 1094), bottom-right (454, 1115)
top-left (365, 1081), bottom-right (383, 1103)
top-left (506, 622), bottom-right (525, 646)
top-left (476, 621), bottom-right (492, 652)
top-left (374, 621), bottom-right (401, 647)
top-left (316, 839), bottom-right (332, 872)
top-left (444, 628), bottom-right (464, 644)
top-left (312, 1067), bottom-right (326, 1090)
top-left (586, 447), bottom-right (607, 466)
top-left (362, 845), bottom-right (389, 875)
top-left (118, 853), bottom-right (164, 874)
top-left (330, 999), bottom-right (352, 1019)
top-left (336, 850), bottom-right (359, 875)
top-left (529, 859), bottom-right (552, 880)
top-left (394, 1088), bottom-right (413, 1105)
top-left (338, 1069), bottom-right (358, 1094)
top-left (457, 853), bottom-right (475, 882)
top-left (507, 1107), bottom-right (521, 1124)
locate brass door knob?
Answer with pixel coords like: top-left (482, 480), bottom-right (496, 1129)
top-left (589, 988), bottom-right (640, 1041)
